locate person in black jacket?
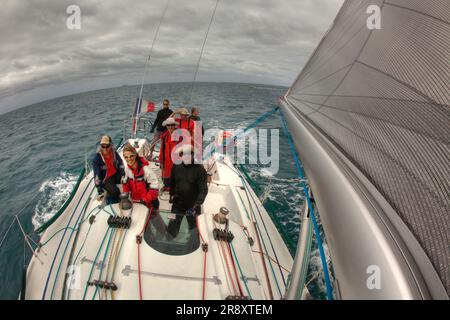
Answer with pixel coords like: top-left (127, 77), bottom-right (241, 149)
top-left (92, 135), bottom-right (125, 203)
top-left (149, 99), bottom-right (173, 159)
top-left (189, 106), bottom-right (204, 136)
top-left (167, 144), bottom-right (208, 238)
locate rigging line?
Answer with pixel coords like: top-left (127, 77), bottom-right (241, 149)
top-left (213, 218), bottom-right (239, 296)
top-left (137, 0), bottom-right (171, 103)
top-left (242, 177), bottom-right (286, 292)
top-left (23, 237), bottom-right (26, 268)
top-left (222, 161), bottom-right (286, 292)
top-left (103, 227), bottom-right (120, 299)
top-left (15, 216), bottom-right (43, 265)
top-left (82, 227), bottom-right (112, 300)
top-left (195, 215), bottom-right (208, 300)
top-left (278, 110), bottom-right (334, 300)
top-left (136, 206), bottom-right (153, 300)
top-left (110, 207), bottom-right (134, 289)
top-left (214, 218), bottom-right (242, 296)
top-left (0, 191), bottom-right (40, 250)
top-left (221, 161), bottom-right (280, 296)
top-left (39, 206), bottom-right (100, 248)
top-left (187, 0), bottom-right (220, 106)
top-left (92, 228), bottom-right (116, 300)
top-left (229, 242), bottom-right (253, 299)
top-left (108, 228), bottom-right (125, 300)
top-left (211, 216), bottom-right (236, 295)
top-left (41, 176), bottom-right (92, 300)
top-left (61, 204), bottom-right (98, 300)
top-left (0, 219), bottom-right (15, 251)
top-left (50, 188), bottom-right (95, 300)
top-left (226, 242), bottom-right (244, 296)
top-left (204, 107), bottom-right (279, 160)
top-left (134, 0), bottom-right (171, 137)
top-left (251, 250), bottom-right (290, 273)
top-left (236, 173), bottom-right (275, 299)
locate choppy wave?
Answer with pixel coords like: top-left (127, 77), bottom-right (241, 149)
top-left (32, 172), bottom-right (77, 230)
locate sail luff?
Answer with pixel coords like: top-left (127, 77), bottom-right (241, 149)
top-left (282, 0), bottom-right (449, 299)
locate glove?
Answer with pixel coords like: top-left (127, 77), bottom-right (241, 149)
top-left (152, 199), bottom-right (160, 209)
top-left (186, 207), bottom-right (196, 216)
top-left (96, 189), bottom-right (104, 201)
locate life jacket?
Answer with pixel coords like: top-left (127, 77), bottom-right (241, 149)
top-left (159, 131), bottom-right (180, 179)
top-left (103, 150), bottom-right (117, 179)
top-left (93, 148), bottom-right (125, 189)
top-left (175, 118), bottom-right (195, 137)
top-left (123, 157), bottom-right (159, 205)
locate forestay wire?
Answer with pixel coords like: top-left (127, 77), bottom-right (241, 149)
top-left (186, 0), bottom-right (221, 106)
top-left (134, 0), bottom-right (171, 137)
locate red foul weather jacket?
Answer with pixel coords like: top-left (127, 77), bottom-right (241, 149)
top-left (159, 130), bottom-right (180, 179)
top-left (123, 157), bottom-right (159, 207)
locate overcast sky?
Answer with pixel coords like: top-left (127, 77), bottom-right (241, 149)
top-left (0, 0), bottom-right (343, 114)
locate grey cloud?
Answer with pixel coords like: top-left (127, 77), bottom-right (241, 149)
top-left (0, 0), bottom-right (344, 114)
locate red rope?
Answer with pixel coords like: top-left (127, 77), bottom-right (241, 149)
top-left (251, 250), bottom-right (291, 273)
top-left (137, 242), bottom-right (142, 300)
top-left (220, 240), bottom-right (238, 295)
top-left (202, 250), bottom-right (207, 300)
top-left (227, 242), bottom-right (244, 296)
top-left (214, 218), bottom-right (238, 296)
top-left (196, 215), bottom-right (207, 300)
top-left (136, 207), bottom-right (153, 301)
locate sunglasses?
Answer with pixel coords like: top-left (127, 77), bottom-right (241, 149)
top-left (101, 144), bottom-right (110, 148)
top-left (167, 124), bottom-right (176, 127)
top-left (163, 103), bottom-right (169, 106)
top-left (124, 154), bottom-right (136, 160)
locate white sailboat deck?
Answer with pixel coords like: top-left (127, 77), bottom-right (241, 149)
top-left (26, 139), bottom-right (292, 300)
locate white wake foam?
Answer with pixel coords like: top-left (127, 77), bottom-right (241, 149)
top-left (32, 172), bottom-right (78, 230)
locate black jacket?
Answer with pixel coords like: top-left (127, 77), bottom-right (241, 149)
top-left (189, 115), bottom-right (204, 136)
top-left (170, 163), bottom-right (208, 211)
top-left (151, 108), bottom-right (173, 132)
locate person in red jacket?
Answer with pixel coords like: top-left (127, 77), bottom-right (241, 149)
top-left (159, 117), bottom-right (180, 189)
top-left (122, 144), bottom-right (160, 210)
top-left (171, 107), bottom-right (195, 138)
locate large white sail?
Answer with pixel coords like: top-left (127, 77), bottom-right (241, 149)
top-left (281, 0), bottom-right (449, 299)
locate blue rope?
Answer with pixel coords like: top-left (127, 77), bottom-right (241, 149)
top-left (278, 110), bottom-right (334, 300)
top-left (40, 206), bottom-right (100, 247)
top-left (41, 177), bottom-right (93, 300)
top-left (92, 228), bottom-right (115, 300)
top-left (220, 146), bottom-right (286, 296)
top-left (229, 242), bottom-right (253, 299)
top-left (205, 107), bottom-right (279, 159)
top-left (49, 187), bottom-right (95, 300)
top-left (82, 227), bottom-right (111, 300)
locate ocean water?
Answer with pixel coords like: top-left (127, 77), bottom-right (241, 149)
top-left (0, 82), bottom-right (328, 299)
